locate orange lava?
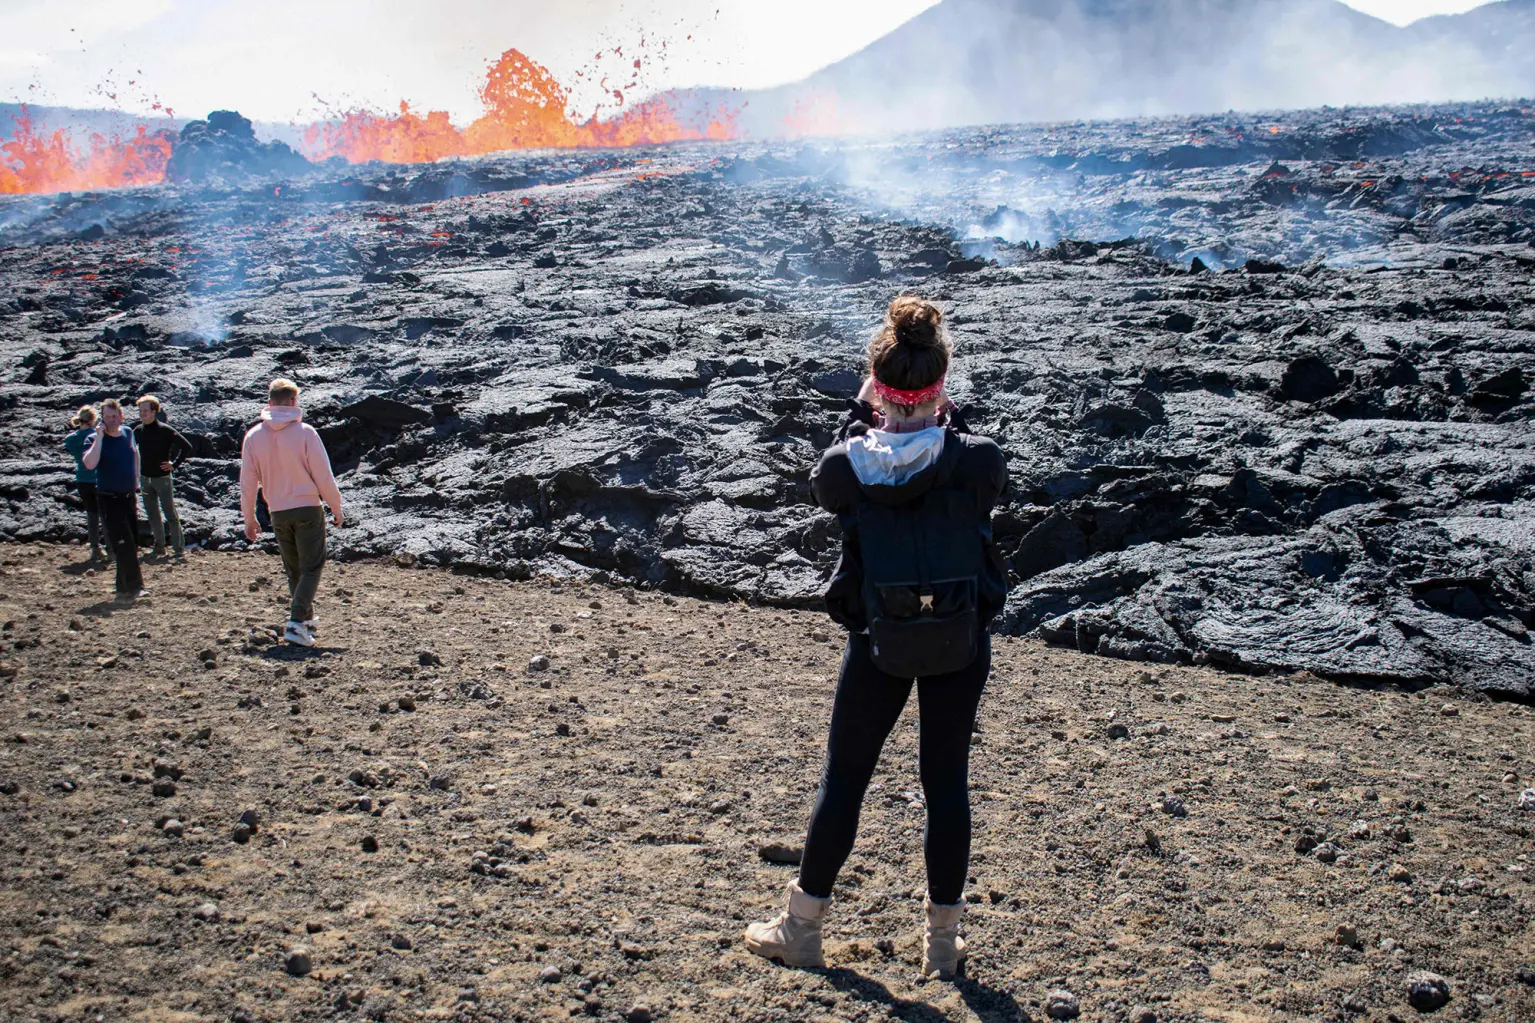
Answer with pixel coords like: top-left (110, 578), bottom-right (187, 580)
top-left (0, 108), bottom-right (172, 196)
top-left (304, 48), bottom-right (738, 164)
top-left (781, 92), bottom-right (850, 139)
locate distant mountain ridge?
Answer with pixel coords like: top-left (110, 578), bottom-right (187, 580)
top-left (0, 103), bottom-right (303, 151)
top-left (1409, 0), bottom-right (1535, 63)
top-left (720, 0), bottom-right (1535, 135)
top-left (0, 103), bottom-right (183, 142)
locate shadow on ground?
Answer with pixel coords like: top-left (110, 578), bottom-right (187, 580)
top-left (822, 967), bottom-right (1030, 1023)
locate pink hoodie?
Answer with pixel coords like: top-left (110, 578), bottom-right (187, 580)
top-left (239, 406), bottom-right (343, 527)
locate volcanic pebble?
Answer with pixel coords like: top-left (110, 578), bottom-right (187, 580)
top-left (1045, 988), bottom-right (1081, 1020)
top-left (758, 842), bottom-right (804, 865)
top-left (285, 948), bottom-right (313, 977)
top-left (1406, 971), bottom-right (1452, 1012)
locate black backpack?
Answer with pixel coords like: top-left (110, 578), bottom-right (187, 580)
top-left (855, 436), bottom-right (984, 678)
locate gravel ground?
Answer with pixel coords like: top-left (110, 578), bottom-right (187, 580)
top-left (0, 542), bottom-right (1532, 1023)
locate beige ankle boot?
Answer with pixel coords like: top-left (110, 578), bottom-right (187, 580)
top-left (922, 897), bottom-right (967, 980)
top-left (743, 881), bottom-right (829, 968)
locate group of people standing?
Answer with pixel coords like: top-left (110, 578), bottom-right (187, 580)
top-left (64, 378), bottom-right (343, 649)
top-left (64, 394), bottom-right (193, 597)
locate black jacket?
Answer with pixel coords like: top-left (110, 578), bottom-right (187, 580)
top-left (811, 401), bottom-right (1008, 633)
top-left (133, 419), bottom-right (193, 479)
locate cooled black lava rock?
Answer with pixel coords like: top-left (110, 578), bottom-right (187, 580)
top-left (1280, 355), bottom-right (1340, 402)
top-left (2, 98), bottom-right (1534, 698)
top-left (1163, 311), bottom-right (1197, 333)
top-left (165, 110), bottom-right (311, 184)
top-left (21, 351), bottom-right (46, 384)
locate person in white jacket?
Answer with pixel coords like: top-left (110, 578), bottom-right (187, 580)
top-left (239, 378), bottom-right (343, 647)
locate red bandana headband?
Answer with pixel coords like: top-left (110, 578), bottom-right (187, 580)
top-left (873, 375), bottom-right (946, 407)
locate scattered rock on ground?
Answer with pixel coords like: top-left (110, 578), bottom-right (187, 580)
top-left (1406, 971), bottom-right (1452, 1012)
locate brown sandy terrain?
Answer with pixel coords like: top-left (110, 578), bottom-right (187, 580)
top-left (0, 542), bottom-right (1531, 1023)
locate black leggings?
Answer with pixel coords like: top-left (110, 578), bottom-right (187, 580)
top-left (76, 482), bottom-right (104, 552)
top-left (798, 631), bottom-right (990, 905)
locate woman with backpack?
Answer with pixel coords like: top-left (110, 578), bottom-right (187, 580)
top-left (745, 296), bottom-right (1007, 980)
top-left (63, 405), bottom-right (108, 563)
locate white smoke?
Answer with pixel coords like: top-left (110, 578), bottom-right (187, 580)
top-left (713, 0), bottom-right (1534, 140)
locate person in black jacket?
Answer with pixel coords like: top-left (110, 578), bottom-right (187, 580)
top-left (745, 296), bottom-right (1007, 980)
top-left (133, 395), bottom-right (193, 559)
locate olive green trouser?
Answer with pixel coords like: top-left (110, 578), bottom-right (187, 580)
top-left (271, 506), bottom-right (326, 623)
top-left (140, 474), bottom-right (184, 554)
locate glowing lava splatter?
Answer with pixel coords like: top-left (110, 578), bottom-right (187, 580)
top-left (0, 108), bottom-right (172, 196)
top-left (303, 48), bottom-right (738, 164)
top-left (0, 42), bottom-right (771, 196)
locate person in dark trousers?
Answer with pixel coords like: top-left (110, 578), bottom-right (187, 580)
top-left (80, 399), bottom-right (147, 598)
top-left (133, 395), bottom-right (193, 559)
top-left (240, 378), bottom-right (344, 648)
top-left (745, 296), bottom-right (1007, 980)
top-left (63, 404), bottom-right (108, 563)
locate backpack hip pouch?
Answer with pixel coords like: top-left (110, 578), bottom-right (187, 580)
top-left (857, 485), bottom-right (984, 679)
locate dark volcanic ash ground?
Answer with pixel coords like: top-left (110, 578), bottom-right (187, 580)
top-left (2, 101), bottom-right (1535, 697)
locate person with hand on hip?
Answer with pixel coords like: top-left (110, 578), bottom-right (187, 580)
top-left (81, 398), bottom-right (147, 599)
top-left (239, 378), bottom-right (344, 648)
top-left (133, 395), bottom-right (193, 559)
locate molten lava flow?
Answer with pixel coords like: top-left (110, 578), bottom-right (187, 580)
top-left (304, 103), bottom-right (469, 164)
top-left (0, 109), bottom-right (172, 195)
top-left (305, 48), bottom-right (738, 164)
top-left (781, 93), bottom-right (849, 139)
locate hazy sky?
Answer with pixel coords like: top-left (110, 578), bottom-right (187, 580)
top-left (0, 0), bottom-right (1507, 123)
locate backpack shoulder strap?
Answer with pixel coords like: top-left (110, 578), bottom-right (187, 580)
top-left (932, 430), bottom-right (965, 488)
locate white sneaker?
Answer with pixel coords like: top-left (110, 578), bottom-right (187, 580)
top-left (743, 881), bottom-right (828, 968)
top-left (283, 621), bottom-right (315, 647)
top-left (921, 898), bottom-right (967, 980)
top-left (303, 619), bottom-right (319, 637)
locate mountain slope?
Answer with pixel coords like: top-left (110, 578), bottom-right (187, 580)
top-left (1409, 0), bottom-right (1535, 67)
top-left (729, 0), bottom-right (1534, 135)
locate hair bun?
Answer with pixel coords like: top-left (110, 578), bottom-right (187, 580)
top-left (868, 295), bottom-right (951, 395)
top-left (887, 295), bottom-right (943, 348)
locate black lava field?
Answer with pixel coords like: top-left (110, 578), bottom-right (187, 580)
top-left (2, 101), bottom-right (1534, 698)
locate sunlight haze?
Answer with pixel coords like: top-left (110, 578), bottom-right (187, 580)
top-left (0, 0), bottom-right (1513, 122)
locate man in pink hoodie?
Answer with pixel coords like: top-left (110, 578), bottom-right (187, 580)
top-left (240, 378), bottom-right (344, 647)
